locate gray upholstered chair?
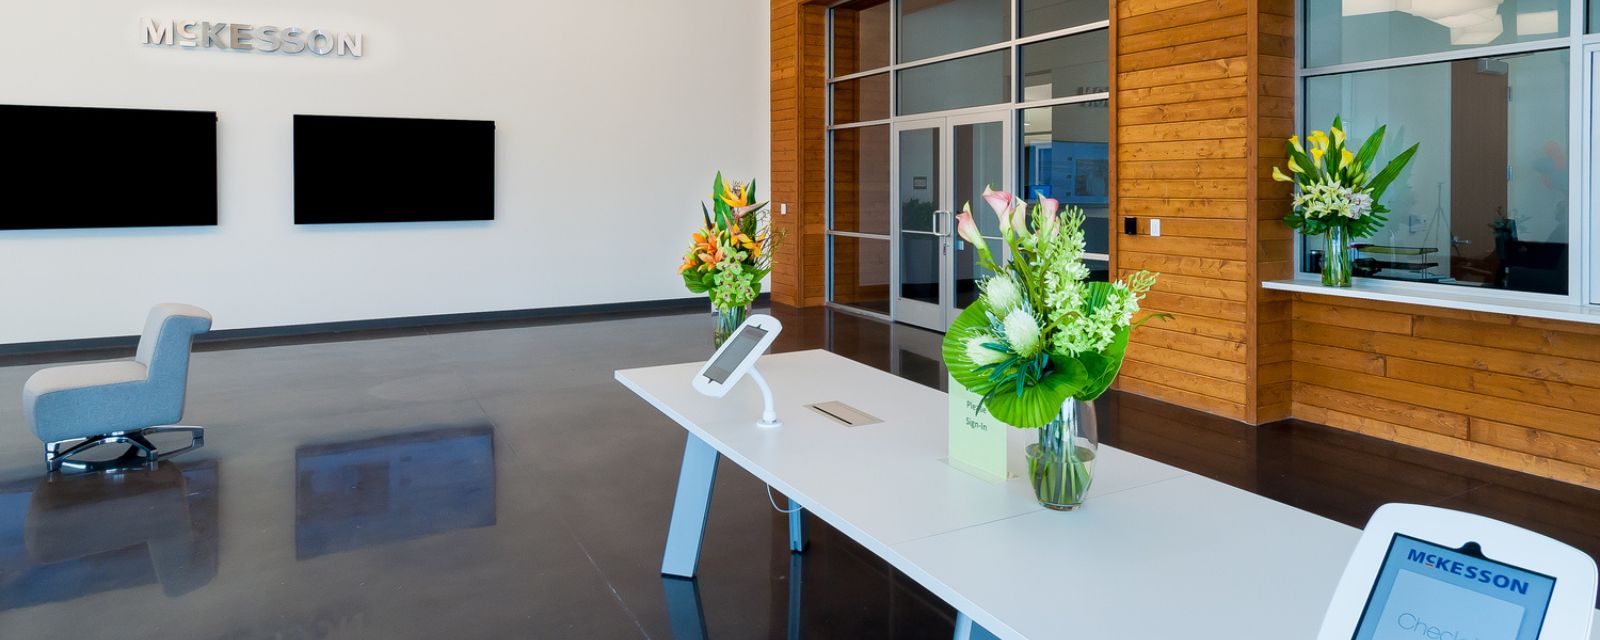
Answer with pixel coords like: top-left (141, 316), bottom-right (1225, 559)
top-left (23, 304), bottom-right (212, 471)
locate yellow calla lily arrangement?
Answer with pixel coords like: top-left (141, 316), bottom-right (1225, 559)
top-left (679, 172), bottom-right (781, 313)
top-left (1273, 116), bottom-right (1418, 239)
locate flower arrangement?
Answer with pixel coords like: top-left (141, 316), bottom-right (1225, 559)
top-left (679, 173), bottom-right (779, 344)
top-left (941, 187), bottom-right (1158, 429)
top-left (1272, 116), bottom-right (1418, 239)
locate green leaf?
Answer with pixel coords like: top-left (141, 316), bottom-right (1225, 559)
top-left (942, 300), bottom-right (1000, 396)
top-left (1075, 328), bottom-right (1130, 401)
top-left (986, 359), bottom-right (1086, 428)
top-left (683, 271), bottom-right (710, 293)
top-left (1353, 125), bottom-right (1386, 174)
top-left (1364, 142), bottom-right (1419, 203)
top-left (1079, 281), bottom-right (1114, 314)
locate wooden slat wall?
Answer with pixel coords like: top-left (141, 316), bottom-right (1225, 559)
top-left (1113, 0), bottom-right (1256, 422)
top-left (1290, 294), bottom-right (1600, 489)
top-left (770, 0), bottom-right (828, 307)
top-left (1250, 0), bottom-right (1295, 422)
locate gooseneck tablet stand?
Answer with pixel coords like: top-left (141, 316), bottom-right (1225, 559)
top-left (745, 368), bottom-right (781, 429)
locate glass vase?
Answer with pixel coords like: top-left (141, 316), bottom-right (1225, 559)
top-left (713, 304), bottom-right (750, 348)
top-left (1025, 399), bottom-right (1098, 511)
top-left (1322, 226), bottom-right (1353, 287)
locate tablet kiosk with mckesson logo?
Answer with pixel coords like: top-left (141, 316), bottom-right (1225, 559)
top-left (1318, 503), bottom-right (1596, 640)
top-left (692, 313), bottom-right (783, 428)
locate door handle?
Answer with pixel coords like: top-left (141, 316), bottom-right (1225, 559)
top-left (933, 210), bottom-right (952, 237)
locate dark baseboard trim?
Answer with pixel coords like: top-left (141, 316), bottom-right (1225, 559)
top-left (0, 294), bottom-right (769, 363)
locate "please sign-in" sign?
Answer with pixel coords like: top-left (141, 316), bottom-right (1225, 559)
top-left (141, 18), bottom-right (364, 59)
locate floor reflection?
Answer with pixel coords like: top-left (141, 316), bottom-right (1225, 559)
top-left (0, 460), bottom-right (219, 609)
top-left (295, 423), bottom-right (496, 560)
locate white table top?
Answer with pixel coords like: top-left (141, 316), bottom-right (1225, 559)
top-left (616, 349), bottom-right (1600, 640)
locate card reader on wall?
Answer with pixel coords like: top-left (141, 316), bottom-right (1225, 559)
top-left (691, 314), bottom-right (784, 428)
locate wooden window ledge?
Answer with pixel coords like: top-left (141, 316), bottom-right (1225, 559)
top-left (1263, 278), bottom-right (1600, 326)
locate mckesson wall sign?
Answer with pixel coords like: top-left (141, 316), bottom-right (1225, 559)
top-left (141, 19), bottom-right (363, 59)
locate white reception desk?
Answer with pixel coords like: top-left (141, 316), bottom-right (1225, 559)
top-left (616, 349), bottom-right (1600, 639)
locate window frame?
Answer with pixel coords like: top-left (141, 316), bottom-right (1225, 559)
top-left (823, 0), bottom-right (1112, 318)
top-left (1293, 0), bottom-right (1594, 307)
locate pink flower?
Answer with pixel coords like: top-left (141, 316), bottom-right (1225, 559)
top-left (982, 185), bottom-right (1014, 218)
top-left (984, 186), bottom-right (1018, 235)
top-left (956, 206), bottom-right (983, 246)
top-left (1039, 196), bottom-right (1059, 219)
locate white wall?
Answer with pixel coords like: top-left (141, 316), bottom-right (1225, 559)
top-left (0, 0), bottom-right (770, 344)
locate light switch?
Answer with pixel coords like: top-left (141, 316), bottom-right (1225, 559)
top-left (1149, 219), bottom-right (1161, 237)
top-left (780, 203), bottom-right (788, 216)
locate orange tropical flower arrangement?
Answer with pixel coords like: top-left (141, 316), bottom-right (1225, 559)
top-left (679, 173), bottom-right (779, 312)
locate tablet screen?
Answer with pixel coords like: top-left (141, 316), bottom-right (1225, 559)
top-left (704, 325), bottom-right (768, 384)
top-left (1353, 534), bottom-right (1556, 640)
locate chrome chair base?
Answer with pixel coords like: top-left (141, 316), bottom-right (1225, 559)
top-left (44, 426), bottom-right (205, 472)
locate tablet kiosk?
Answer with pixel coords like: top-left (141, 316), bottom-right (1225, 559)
top-left (1318, 503), bottom-right (1596, 640)
top-left (692, 314), bottom-right (782, 428)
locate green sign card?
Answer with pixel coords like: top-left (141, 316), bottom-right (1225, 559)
top-left (947, 375), bottom-right (1009, 483)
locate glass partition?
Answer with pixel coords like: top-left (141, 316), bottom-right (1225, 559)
top-left (831, 0), bottom-right (892, 77)
top-left (829, 236), bottom-right (892, 315)
top-left (897, 51), bottom-right (1011, 115)
top-left (830, 126), bottom-right (892, 235)
top-left (1021, 31), bottom-right (1110, 103)
top-left (1021, 0), bottom-right (1107, 37)
top-left (832, 74), bottom-right (892, 125)
top-left (825, 0), bottom-right (1111, 318)
top-left (1305, 0), bottom-right (1570, 68)
top-left (898, 0), bottom-right (1009, 63)
top-left (1022, 102), bottom-right (1111, 256)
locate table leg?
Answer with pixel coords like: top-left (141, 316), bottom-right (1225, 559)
top-left (662, 433), bottom-right (720, 578)
top-left (953, 611), bottom-right (1000, 640)
top-left (788, 500), bottom-right (808, 553)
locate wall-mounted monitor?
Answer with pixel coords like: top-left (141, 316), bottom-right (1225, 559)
top-left (0, 104), bottom-right (218, 230)
top-left (293, 114), bottom-right (494, 224)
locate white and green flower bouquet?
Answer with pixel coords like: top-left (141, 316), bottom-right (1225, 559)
top-left (943, 187), bottom-right (1157, 429)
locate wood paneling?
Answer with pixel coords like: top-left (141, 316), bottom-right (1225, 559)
top-left (770, 0), bottom-right (827, 307)
top-left (1292, 293), bottom-right (1600, 489)
top-left (1249, 0), bottom-right (1295, 423)
top-left (1111, 0), bottom-right (1274, 423)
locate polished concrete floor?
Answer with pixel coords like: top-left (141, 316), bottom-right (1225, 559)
top-left (0, 305), bottom-right (1596, 639)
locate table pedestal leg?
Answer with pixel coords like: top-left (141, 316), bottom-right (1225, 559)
top-left (954, 611), bottom-right (1000, 640)
top-left (662, 433), bottom-right (720, 578)
top-left (788, 500), bottom-right (808, 552)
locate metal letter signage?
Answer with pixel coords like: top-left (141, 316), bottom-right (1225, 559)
top-left (140, 18), bottom-right (363, 59)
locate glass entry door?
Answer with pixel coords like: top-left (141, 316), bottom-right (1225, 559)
top-left (891, 111), bottom-right (1011, 331)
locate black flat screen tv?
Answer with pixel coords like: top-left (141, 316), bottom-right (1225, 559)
top-left (0, 104), bottom-right (218, 230)
top-left (294, 114), bottom-right (494, 224)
